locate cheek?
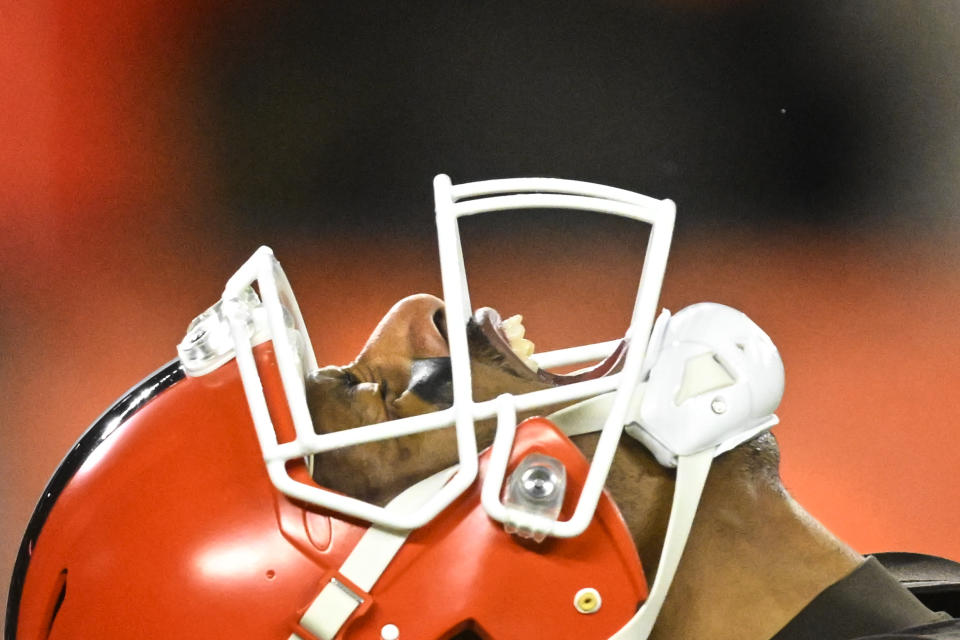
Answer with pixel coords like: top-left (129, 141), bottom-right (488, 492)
top-left (411, 429), bottom-right (459, 471)
top-left (312, 392), bottom-right (387, 434)
top-left (379, 429), bottom-right (459, 482)
top-left (392, 390), bottom-right (442, 418)
top-left (356, 398), bottom-right (388, 427)
top-left (470, 362), bottom-right (547, 402)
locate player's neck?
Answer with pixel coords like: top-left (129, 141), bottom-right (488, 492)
top-left (650, 474), bottom-right (863, 640)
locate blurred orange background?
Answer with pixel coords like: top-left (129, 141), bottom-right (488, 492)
top-left (2, 0), bottom-right (959, 623)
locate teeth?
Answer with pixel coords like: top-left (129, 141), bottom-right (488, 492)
top-left (501, 314), bottom-right (525, 341)
top-left (500, 314), bottom-right (540, 372)
top-left (512, 337), bottom-right (535, 358)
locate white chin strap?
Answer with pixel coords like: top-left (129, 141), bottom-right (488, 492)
top-left (614, 450), bottom-right (714, 639)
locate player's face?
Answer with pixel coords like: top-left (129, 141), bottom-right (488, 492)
top-left (306, 293), bottom-right (625, 503)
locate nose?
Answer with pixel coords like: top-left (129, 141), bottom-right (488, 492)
top-left (356, 294), bottom-right (450, 363)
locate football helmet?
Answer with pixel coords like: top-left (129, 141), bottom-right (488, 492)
top-left (7, 175), bottom-right (784, 640)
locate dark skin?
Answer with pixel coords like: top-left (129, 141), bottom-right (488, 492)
top-left (307, 294), bottom-right (863, 640)
top-left (307, 294), bottom-right (556, 504)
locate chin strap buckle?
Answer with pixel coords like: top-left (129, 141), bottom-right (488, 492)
top-left (290, 467), bottom-right (458, 640)
top-left (294, 571), bottom-right (374, 640)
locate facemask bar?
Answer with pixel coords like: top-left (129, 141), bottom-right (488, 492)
top-left (434, 174), bottom-right (676, 539)
top-left (221, 246), bottom-right (657, 529)
top-left (223, 175), bottom-right (672, 534)
top-left (218, 247), bottom-right (590, 530)
top-left (222, 248), bottom-right (476, 530)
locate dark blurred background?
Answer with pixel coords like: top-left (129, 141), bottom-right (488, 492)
top-left (3, 0), bottom-right (959, 617)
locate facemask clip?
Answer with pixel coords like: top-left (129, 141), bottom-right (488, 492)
top-left (503, 454), bottom-right (567, 543)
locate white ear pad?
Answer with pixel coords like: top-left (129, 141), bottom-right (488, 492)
top-left (627, 303), bottom-right (785, 467)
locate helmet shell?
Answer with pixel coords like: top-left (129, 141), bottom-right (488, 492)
top-left (8, 346), bottom-right (646, 639)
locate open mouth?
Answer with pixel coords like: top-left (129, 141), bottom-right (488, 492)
top-left (467, 307), bottom-right (628, 386)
